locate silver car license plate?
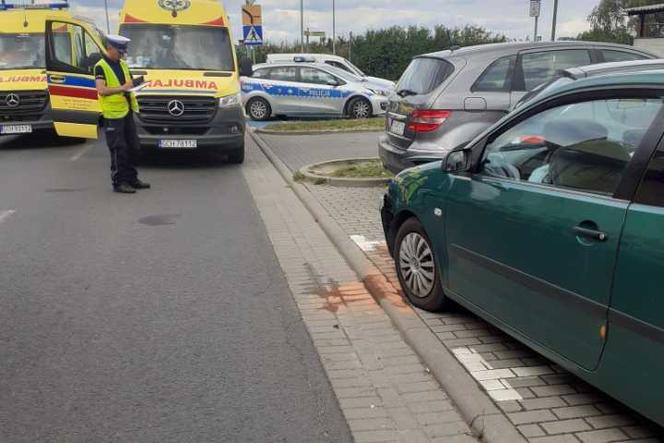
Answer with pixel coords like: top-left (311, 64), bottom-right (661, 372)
top-left (1, 124), bottom-right (32, 135)
top-left (389, 119), bottom-right (405, 136)
top-left (158, 139), bottom-right (197, 149)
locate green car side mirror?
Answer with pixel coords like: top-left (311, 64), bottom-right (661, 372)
top-left (442, 149), bottom-right (470, 173)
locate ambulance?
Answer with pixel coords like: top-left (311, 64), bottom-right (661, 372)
top-left (0, 1), bottom-right (72, 136)
top-left (43, 0), bottom-right (245, 163)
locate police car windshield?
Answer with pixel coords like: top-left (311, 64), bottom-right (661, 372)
top-left (120, 25), bottom-right (235, 72)
top-left (0, 34), bottom-right (45, 70)
top-left (324, 65), bottom-right (362, 83)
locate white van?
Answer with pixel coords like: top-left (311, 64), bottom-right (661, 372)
top-left (266, 53), bottom-right (395, 92)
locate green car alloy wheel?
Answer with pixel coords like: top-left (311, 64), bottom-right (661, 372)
top-left (395, 218), bottom-right (447, 311)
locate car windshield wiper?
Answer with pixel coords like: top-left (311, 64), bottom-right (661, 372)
top-left (396, 89), bottom-right (418, 97)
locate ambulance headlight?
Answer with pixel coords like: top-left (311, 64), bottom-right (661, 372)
top-left (219, 93), bottom-right (242, 108)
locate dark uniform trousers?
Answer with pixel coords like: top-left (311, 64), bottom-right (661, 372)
top-left (104, 112), bottom-right (139, 187)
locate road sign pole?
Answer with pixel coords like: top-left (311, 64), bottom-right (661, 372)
top-left (529, 0), bottom-right (541, 42)
top-left (332, 0), bottom-right (336, 55)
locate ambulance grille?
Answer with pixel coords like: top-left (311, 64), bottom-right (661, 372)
top-left (0, 91), bottom-right (49, 115)
top-left (137, 96), bottom-right (217, 124)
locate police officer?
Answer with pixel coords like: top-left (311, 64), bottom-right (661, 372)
top-left (94, 35), bottom-right (150, 194)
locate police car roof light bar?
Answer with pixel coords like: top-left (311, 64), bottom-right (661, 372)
top-left (0, 1), bottom-right (69, 11)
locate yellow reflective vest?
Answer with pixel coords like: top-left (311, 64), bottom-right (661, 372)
top-left (95, 58), bottom-right (139, 119)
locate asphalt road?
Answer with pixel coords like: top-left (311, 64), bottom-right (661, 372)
top-left (0, 132), bottom-right (352, 443)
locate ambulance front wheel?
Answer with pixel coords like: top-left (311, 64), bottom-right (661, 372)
top-left (247, 97), bottom-right (271, 121)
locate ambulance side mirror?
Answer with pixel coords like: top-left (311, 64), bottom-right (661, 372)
top-left (239, 57), bottom-right (253, 77)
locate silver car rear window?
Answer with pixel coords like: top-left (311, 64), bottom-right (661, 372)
top-left (396, 57), bottom-right (454, 96)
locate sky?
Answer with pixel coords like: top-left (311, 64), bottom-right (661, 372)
top-left (70, 0), bottom-right (600, 44)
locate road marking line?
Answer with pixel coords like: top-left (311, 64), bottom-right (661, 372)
top-left (70, 143), bottom-right (94, 162)
top-left (0, 210), bottom-right (16, 224)
top-left (350, 235), bottom-right (384, 252)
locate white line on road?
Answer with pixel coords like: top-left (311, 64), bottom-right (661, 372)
top-left (70, 143), bottom-right (94, 162)
top-left (0, 210), bottom-right (16, 224)
top-left (350, 235), bottom-right (384, 252)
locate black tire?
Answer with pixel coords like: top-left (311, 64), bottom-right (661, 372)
top-left (246, 97), bottom-right (271, 121)
top-left (227, 145), bottom-right (245, 164)
top-left (394, 218), bottom-right (447, 311)
top-left (347, 97), bottom-right (372, 119)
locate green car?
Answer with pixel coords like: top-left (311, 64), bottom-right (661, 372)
top-left (381, 70), bottom-right (664, 426)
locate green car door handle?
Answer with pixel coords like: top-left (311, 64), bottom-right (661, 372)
top-left (573, 225), bottom-right (608, 242)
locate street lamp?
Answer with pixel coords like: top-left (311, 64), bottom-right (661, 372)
top-left (332, 0), bottom-right (336, 54)
top-left (104, 0), bottom-right (110, 34)
top-left (551, 0), bottom-right (559, 41)
top-left (300, 0), bottom-right (304, 52)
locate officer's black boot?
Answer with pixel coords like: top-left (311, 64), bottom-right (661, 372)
top-left (113, 183), bottom-right (137, 194)
top-left (130, 179), bottom-right (151, 190)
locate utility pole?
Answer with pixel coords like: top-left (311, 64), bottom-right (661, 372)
top-left (348, 31), bottom-right (352, 63)
top-left (104, 0), bottom-right (111, 33)
top-left (551, 0), bottom-right (559, 41)
top-left (305, 27), bottom-right (310, 52)
top-left (534, 15), bottom-right (539, 42)
top-left (300, 0), bottom-right (304, 52)
top-left (332, 0), bottom-right (336, 54)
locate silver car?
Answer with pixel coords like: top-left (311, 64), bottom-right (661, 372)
top-left (379, 41), bottom-right (656, 173)
top-left (241, 63), bottom-right (389, 121)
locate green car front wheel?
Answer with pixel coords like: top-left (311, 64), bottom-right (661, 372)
top-left (394, 218), bottom-right (448, 311)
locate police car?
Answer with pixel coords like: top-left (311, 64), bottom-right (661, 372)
top-left (241, 62), bottom-right (389, 121)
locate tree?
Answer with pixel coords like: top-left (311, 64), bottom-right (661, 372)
top-left (578, 0), bottom-right (664, 43)
top-left (239, 25), bottom-right (506, 81)
top-left (578, 0), bottom-right (632, 44)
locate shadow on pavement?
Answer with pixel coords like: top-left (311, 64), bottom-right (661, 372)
top-left (0, 130), bottom-right (86, 150)
top-left (137, 150), bottom-right (238, 170)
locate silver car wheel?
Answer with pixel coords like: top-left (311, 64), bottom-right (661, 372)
top-left (249, 99), bottom-right (268, 120)
top-left (398, 232), bottom-right (435, 298)
top-left (351, 99), bottom-right (371, 119)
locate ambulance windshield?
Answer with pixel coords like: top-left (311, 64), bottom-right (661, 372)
top-left (0, 34), bottom-right (45, 70)
top-left (120, 25), bottom-right (235, 72)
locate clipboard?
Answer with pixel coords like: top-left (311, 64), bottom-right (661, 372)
top-left (129, 83), bottom-right (149, 93)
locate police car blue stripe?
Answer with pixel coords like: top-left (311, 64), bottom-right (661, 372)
top-left (242, 82), bottom-right (353, 99)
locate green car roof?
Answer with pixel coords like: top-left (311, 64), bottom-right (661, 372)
top-left (538, 69), bottom-right (664, 102)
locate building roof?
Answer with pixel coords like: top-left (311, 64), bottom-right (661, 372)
top-left (626, 3), bottom-right (664, 16)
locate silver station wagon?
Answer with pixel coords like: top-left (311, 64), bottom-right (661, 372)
top-left (379, 41), bottom-right (656, 173)
top-left (241, 63), bottom-right (389, 121)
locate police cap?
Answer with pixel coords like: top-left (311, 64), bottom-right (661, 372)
top-left (105, 34), bottom-right (131, 52)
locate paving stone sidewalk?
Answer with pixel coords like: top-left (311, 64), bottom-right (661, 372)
top-left (263, 131), bottom-right (664, 443)
top-left (242, 136), bottom-right (477, 443)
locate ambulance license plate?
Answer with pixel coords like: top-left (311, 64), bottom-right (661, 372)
top-left (388, 119), bottom-right (405, 136)
top-left (159, 139), bottom-right (197, 149)
top-left (1, 124), bottom-right (32, 135)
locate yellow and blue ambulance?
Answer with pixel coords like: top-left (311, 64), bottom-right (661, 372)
top-left (0, 1), bottom-right (72, 136)
top-left (43, 0), bottom-right (246, 163)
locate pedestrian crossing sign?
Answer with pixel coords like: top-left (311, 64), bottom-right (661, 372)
top-left (243, 25), bottom-right (263, 46)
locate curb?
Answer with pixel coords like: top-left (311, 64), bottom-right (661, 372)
top-left (256, 128), bottom-right (383, 136)
top-left (250, 129), bottom-right (527, 443)
top-left (299, 158), bottom-right (391, 188)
